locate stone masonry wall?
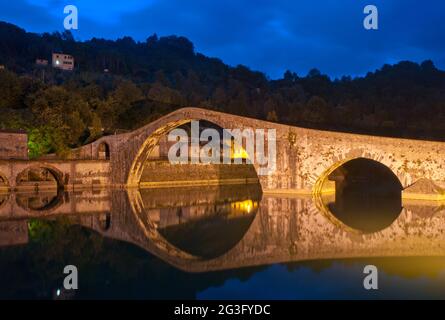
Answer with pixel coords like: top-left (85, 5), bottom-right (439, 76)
top-left (0, 131), bottom-right (28, 160)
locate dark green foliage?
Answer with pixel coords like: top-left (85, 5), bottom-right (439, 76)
top-left (1, 21), bottom-right (445, 158)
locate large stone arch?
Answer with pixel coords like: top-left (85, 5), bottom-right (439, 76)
top-left (126, 108), bottom-right (267, 187)
top-left (127, 119), bottom-right (191, 186)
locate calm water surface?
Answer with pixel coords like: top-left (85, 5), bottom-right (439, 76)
top-left (1, 184), bottom-right (445, 299)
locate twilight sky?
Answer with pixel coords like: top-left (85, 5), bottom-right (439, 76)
top-left (1, 0), bottom-right (444, 78)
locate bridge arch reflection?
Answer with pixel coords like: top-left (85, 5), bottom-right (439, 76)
top-left (314, 157), bottom-right (403, 233)
top-left (126, 184), bottom-right (262, 263)
top-left (0, 173), bottom-right (9, 189)
top-left (0, 192), bottom-right (10, 211)
top-left (2, 187), bottom-right (445, 273)
top-left (15, 191), bottom-right (64, 213)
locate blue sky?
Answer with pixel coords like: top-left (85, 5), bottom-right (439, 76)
top-left (1, 0), bottom-right (444, 78)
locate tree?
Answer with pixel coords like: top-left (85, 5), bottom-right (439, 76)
top-left (27, 127), bottom-right (54, 159)
top-left (146, 33), bottom-right (158, 47)
top-left (304, 96), bottom-right (329, 124)
top-left (147, 84), bottom-right (185, 105)
top-left (266, 110), bottom-right (278, 122)
top-left (88, 113), bottom-right (103, 141)
top-left (0, 70), bottom-right (23, 109)
top-left (307, 68), bottom-right (321, 78)
top-left (283, 70), bottom-right (298, 83)
top-left (25, 86), bottom-right (90, 151)
top-left (110, 81), bottom-right (143, 109)
top-left (100, 81), bottom-right (144, 128)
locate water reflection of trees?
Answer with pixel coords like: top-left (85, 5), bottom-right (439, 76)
top-left (0, 217), bottom-right (266, 299)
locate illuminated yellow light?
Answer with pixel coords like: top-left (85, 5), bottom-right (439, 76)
top-left (223, 139), bottom-right (250, 160)
top-left (232, 148), bottom-right (250, 159)
top-left (230, 199), bottom-right (254, 216)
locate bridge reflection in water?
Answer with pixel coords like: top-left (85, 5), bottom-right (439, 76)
top-left (1, 184), bottom-right (445, 298)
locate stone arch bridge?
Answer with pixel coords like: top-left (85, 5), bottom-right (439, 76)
top-left (1, 107), bottom-right (445, 197)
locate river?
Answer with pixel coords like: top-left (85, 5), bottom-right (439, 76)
top-left (1, 183), bottom-right (445, 299)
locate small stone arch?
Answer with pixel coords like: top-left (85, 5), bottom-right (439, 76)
top-left (313, 155), bottom-right (404, 234)
top-left (313, 154), bottom-right (407, 196)
top-left (97, 142), bottom-right (111, 160)
top-left (16, 164), bottom-right (65, 190)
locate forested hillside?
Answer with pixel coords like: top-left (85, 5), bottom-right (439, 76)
top-left (1, 21), bottom-right (445, 158)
